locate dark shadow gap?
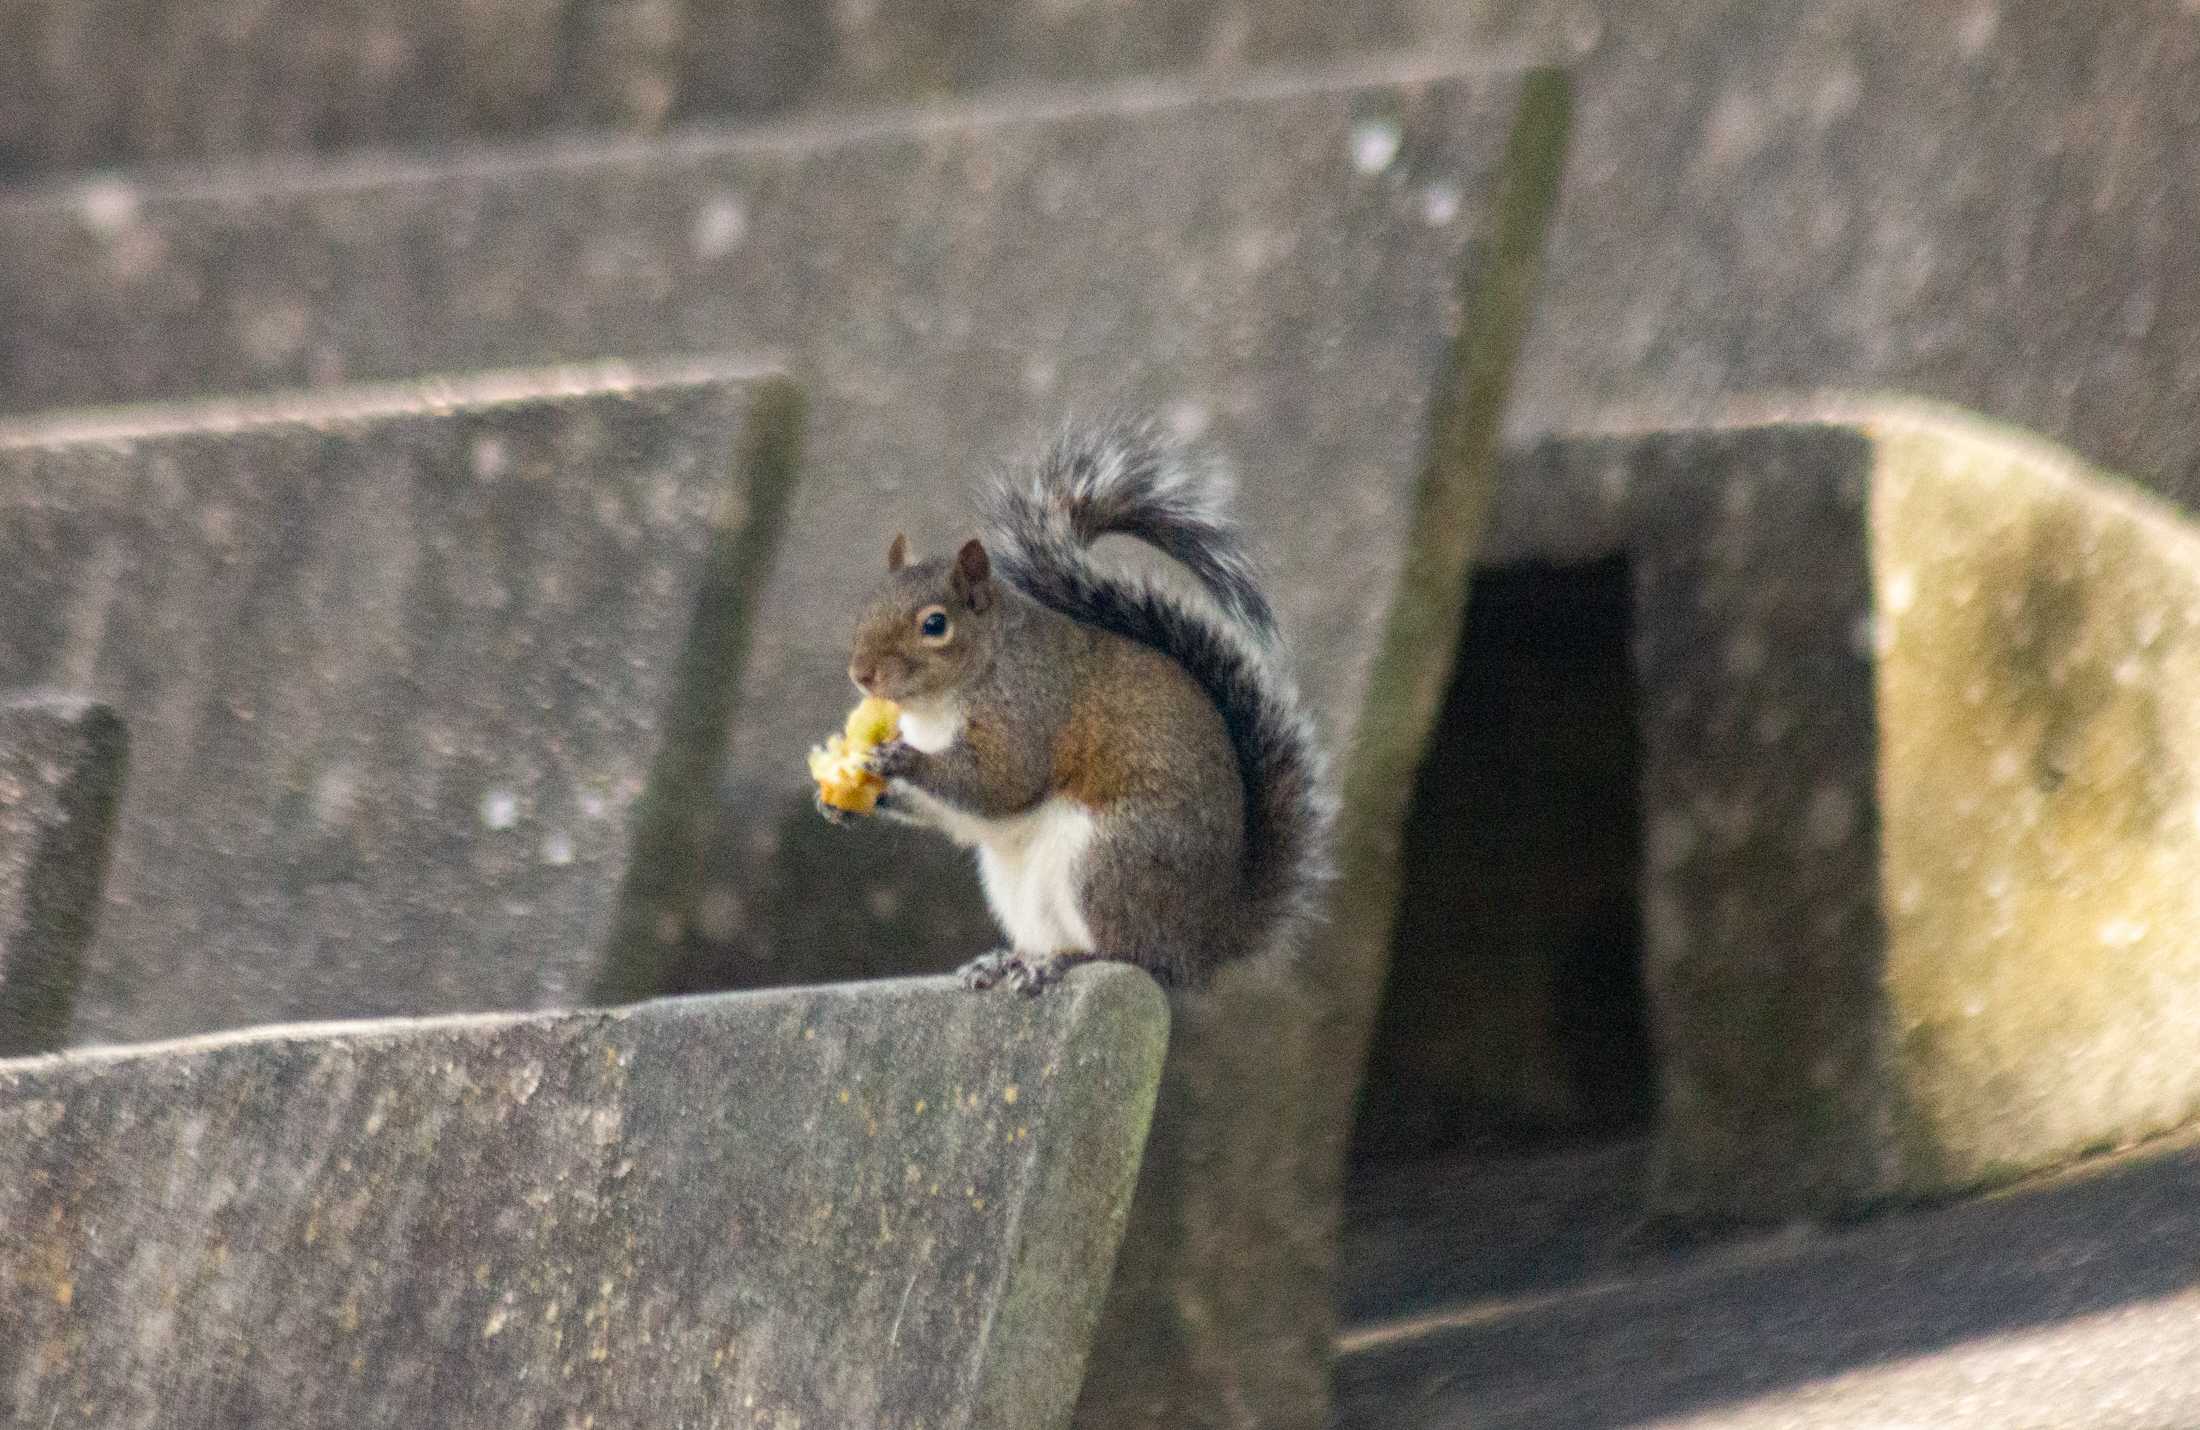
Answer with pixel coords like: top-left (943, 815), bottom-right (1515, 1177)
top-left (1343, 554), bottom-right (1652, 1318)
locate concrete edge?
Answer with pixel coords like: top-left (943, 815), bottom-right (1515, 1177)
top-left (0, 354), bottom-right (789, 450)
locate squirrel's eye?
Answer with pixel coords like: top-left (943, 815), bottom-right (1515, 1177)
top-left (918, 609), bottom-right (951, 642)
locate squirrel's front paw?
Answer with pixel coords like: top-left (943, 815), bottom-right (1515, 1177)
top-left (813, 791), bottom-right (851, 825)
top-left (866, 739), bottom-right (922, 780)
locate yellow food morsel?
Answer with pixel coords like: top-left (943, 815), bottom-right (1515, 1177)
top-left (809, 697), bottom-right (900, 814)
top-left (844, 696), bottom-right (900, 748)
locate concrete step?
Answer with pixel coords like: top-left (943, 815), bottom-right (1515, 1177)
top-left (22, 1), bottom-right (2200, 526)
top-left (0, 0), bottom-right (1582, 180)
top-left (0, 60), bottom-right (1556, 822)
top-left (1335, 1128), bottom-right (2200, 1429)
top-left (0, 360), bottom-right (795, 1048)
top-left (1493, 2), bottom-right (2200, 520)
top-left (0, 965), bottom-right (1168, 1430)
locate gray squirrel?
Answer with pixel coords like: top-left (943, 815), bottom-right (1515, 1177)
top-left (825, 418), bottom-right (1332, 993)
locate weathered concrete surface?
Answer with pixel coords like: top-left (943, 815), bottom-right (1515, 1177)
top-left (1488, 402), bottom-right (2200, 1223)
top-left (0, 966), bottom-right (1169, 1430)
top-left (0, 361), bottom-right (789, 1046)
top-left (1489, 1), bottom-right (2200, 517)
top-left (0, 693), bottom-right (126, 1056)
top-left (1334, 1127), bottom-right (2200, 1429)
top-left (0, 0), bottom-right (1589, 179)
top-left (36, 0), bottom-right (2200, 521)
top-left (0, 61), bottom-right (1555, 880)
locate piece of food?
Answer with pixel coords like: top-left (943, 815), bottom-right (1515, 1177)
top-left (808, 696), bottom-right (901, 814)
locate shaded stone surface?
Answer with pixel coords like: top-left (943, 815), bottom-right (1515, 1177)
top-left (1334, 1124), bottom-right (2200, 1429)
top-left (0, 57), bottom-right (1569, 1425)
top-left (0, 361), bottom-right (785, 1046)
top-left (0, 693), bottom-right (126, 1056)
top-left (1491, 1), bottom-right (2200, 517)
top-left (0, 0), bottom-right (1594, 180)
top-left (0, 966), bottom-right (1169, 1430)
top-left (0, 62), bottom-right (1551, 848)
top-left (34, 0), bottom-right (2200, 524)
top-left (1489, 402), bottom-right (2200, 1222)
top-left (1351, 556), bottom-right (1651, 1167)
top-left (1071, 70), bottom-right (1569, 1430)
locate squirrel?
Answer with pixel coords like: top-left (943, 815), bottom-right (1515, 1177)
top-left (826, 418), bottom-right (1332, 994)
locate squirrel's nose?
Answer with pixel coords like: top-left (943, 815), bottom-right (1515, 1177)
top-left (849, 661), bottom-right (876, 692)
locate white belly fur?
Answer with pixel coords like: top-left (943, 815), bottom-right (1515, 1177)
top-left (975, 798), bottom-right (1099, 955)
top-left (895, 785), bottom-right (1099, 954)
top-left (886, 695), bottom-right (1097, 954)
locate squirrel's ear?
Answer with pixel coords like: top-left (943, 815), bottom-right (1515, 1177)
top-left (955, 538), bottom-right (993, 612)
top-left (887, 533), bottom-right (910, 572)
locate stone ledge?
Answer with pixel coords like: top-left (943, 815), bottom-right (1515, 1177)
top-left (0, 965), bottom-right (1169, 1430)
top-left (0, 2), bottom-right (1591, 180)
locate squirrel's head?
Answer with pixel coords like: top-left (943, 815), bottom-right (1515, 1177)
top-left (848, 533), bottom-right (1001, 703)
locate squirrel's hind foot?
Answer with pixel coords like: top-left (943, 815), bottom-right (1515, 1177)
top-left (957, 949), bottom-right (1099, 996)
top-left (957, 949), bottom-right (1018, 991)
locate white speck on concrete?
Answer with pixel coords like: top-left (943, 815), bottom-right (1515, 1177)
top-left (78, 178), bottom-right (140, 237)
top-left (692, 193), bottom-right (748, 260)
top-left (471, 435), bottom-right (510, 481)
top-left (540, 832), bottom-right (575, 866)
top-left (1420, 180), bottom-right (1462, 226)
top-left (481, 789), bottom-right (520, 830)
top-left (1349, 117), bottom-right (1402, 175)
top-left (2100, 919), bottom-right (2149, 948)
top-left (313, 766), bottom-right (360, 831)
top-left (1810, 64), bottom-right (1864, 126)
top-left (1166, 400), bottom-right (1210, 440)
top-left (1957, 3), bottom-right (2000, 55)
top-left (1883, 567), bottom-right (1918, 616)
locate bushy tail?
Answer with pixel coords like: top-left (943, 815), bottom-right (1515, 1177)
top-left (981, 417), bottom-right (1334, 956)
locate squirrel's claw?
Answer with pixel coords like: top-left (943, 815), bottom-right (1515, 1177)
top-left (957, 949), bottom-right (1015, 991)
top-left (866, 739), bottom-right (921, 780)
top-left (1005, 951), bottom-right (1097, 996)
top-left (871, 788), bottom-right (928, 827)
top-left (1003, 958), bottom-right (1061, 997)
top-left (814, 791), bottom-right (851, 825)
top-left (958, 949), bottom-right (1092, 996)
